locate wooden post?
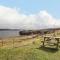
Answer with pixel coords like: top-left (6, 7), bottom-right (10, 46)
top-left (2, 39), bottom-right (3, 47)
top-left (43, 37), bottom-right (45, 47)
top-left (13, 39), bottom-right (14, 48)
top-left (56, 38), bottom-right (59, 49)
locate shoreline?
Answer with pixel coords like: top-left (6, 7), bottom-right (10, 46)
top-left (0, 34), bottom-right (39, 48)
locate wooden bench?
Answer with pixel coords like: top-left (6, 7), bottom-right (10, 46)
top-left (41, 36), bottom-right (60, 49)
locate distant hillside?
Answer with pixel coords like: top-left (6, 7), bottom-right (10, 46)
top-left (0, 29), bottom-right (21, 31)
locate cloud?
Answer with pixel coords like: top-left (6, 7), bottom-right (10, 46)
top-left (0, 5), bottom-right (60, 29)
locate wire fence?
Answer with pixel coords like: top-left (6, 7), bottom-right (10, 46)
top-left (0, 35), bottom-right (39, 48)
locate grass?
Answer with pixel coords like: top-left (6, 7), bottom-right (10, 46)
top-left (0, 35), bottom-right (60, 60)
top-left (0, 43), bottom-right (60, 60)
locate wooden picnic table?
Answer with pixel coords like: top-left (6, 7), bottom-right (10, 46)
top-left (42, 36), bottom-right (60, 49)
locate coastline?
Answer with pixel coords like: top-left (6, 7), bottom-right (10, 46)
top-left (0, 35), bottom-right (39, 48)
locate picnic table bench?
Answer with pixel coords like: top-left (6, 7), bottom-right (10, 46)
top-left (41, 36), bottom-right (60, 49)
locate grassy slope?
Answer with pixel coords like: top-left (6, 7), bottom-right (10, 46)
top-left (0, 36), bottom-right (60, 60)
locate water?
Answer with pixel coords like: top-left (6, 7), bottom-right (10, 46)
top-left (0, 30), bottom-right (20, 38)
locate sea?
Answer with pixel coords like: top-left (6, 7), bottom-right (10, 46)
top-left (0, 30), bottom-right (20, 38)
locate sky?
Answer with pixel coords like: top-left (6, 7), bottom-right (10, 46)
top-left (0, 0), bottom-right (60, 29)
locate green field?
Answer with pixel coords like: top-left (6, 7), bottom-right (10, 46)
top-left (0, 35), bottom-right (60, 60)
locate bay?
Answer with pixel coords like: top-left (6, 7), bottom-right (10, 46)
top-left (0, 30), bottom-right (20, 38)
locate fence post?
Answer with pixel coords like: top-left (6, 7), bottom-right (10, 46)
top-left (2, 39), bottom-right (3, 47)
top-left (13, 39), bottom-right (14, 48)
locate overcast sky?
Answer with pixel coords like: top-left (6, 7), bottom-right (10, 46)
top-left (0, 0), bottom-right (60, 29)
